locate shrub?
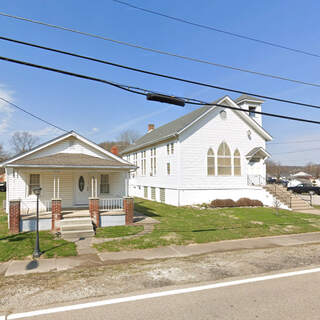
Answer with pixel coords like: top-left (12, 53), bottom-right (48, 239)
top-left (236, 198), bottom-right (252, 207)
top-left (251, 199), bottom-right (263, 207)
top-left (210, 199), bottom-right (236, 208)
top-left (236, 198), bottom-right (263, 207)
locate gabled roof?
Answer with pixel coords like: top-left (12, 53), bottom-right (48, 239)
top-left (234, 94), bottom-right (264, 104)
top-left (246, 147), bottom-right (271, 159)
top-left (1, 131), bottom-right (135, 169)
top-left (122, 95), bottom-right (272, 154)
top-left (8, 153), bottom-right (133, 168)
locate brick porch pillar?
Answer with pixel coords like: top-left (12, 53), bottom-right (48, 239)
top-left (89, 198), bottom-right (100, 227)
top-left (51, 199), bottom-right (62, 232)
top-left (9, 200), bottom-right (20, 234)
top-left (124, 197), bottom-right (134, 225)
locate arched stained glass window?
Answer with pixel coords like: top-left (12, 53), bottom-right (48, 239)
top-left (207, 148), bottom-right (215, 176)
top-left (217, 142), bottom-right (231, 176)
top-left (234, 149), bottom-right (241, 176)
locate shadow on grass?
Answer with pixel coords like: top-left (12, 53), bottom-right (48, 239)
top-left (41, 241), bottom-right (72, 255)
top-left (134, 202), bottom-right (160, 218)
top-left (0, 231), bottom-right (33, 242)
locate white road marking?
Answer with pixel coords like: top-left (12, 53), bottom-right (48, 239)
top-left (4, 267), bottom-right (320, 319)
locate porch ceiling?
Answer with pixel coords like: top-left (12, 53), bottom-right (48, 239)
top-left (9, 153), bottom-right (135, 169)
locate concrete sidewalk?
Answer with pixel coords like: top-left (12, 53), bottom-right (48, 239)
top-left (2, 231), bottom-right (320, 277)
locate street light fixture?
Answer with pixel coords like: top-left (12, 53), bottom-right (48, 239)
top-left (33, 187), bottom-right (42, 258)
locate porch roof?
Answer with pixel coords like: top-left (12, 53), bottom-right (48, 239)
top-left (246, 147), bottom-right (271, 160)
top-left (8, 153), bottom-right (136, 169)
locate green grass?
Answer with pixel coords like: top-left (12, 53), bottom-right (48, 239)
top-left (0, 192), bottom-right (77, 262)
top-left (94, 198), bottom-right (320, 252)
top-left (0, 191), bottom-right (5, 209)
top-left (95, 225), bottom-right (144, 238)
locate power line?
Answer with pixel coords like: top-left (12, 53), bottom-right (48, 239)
top-left (112, 0), bottom-right (320, 59)
top-left (2, 36), bottom-right (320, 111)
top-left (273, 147), bottom-right (320, 155)
top-left (0, 96), bottom-right (68, 132)
top-left (268, 139), bottom-right (320, 145)
top-left (1, 54), bottom-right (320, 126)
top-left (0, 12), bottom-right (320, 88)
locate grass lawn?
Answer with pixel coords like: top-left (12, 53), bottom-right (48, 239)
top-left (94, 198), bottom-right (320, 252)
top-left (96, 225), bottom-right (144, 238)
top-left (0, 192), bottom-right (77, 262)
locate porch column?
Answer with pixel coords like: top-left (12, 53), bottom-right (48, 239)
top-left (51, 199), bottom-right (62, 232)
top-left (89, 198), bottom-right (100, 227)
top-left (124, 197), bottom-right (134, 225)
top-left (9, 200), bottom-right (20, 234)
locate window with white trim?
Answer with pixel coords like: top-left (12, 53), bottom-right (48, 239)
top-left (171, 143), bottom-right (174, 154)
top-left (100, 174), bottom-right (110, 193)
top-left (150, 147), bottom-right (156, 176)
top-left (167, 144), bottom-right (170, 155)
top-left (167, 162), bottom-right (171, 175)
top-left (141, 150), bottom-right (146, 176)
top-left (207, 148), bottom-right (215, 176)
top-left (29, 174), bottom-right (40, 195)
top-left (217, 142), bottom-right (231, 176)
top-left (234, 149), bottom-right (241, 176)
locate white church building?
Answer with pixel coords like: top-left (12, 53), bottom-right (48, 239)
top-left (122, 94), bottom-right (274, 206)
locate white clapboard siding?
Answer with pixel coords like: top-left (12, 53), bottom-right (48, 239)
top-left (27, 137), bottom-right (110, 160)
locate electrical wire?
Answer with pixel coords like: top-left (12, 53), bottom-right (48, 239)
top-left (111, 0), bottom-right (320, 59)
top-left (0, 11), bottom-right (320, 88)
top-left (268, 139), bottom-right (320, 145)
top-left (1, 36), bottom-right (320, 110)
top-left (273, 147), bottom-right (320, 155)
top-left (0, 96), bottom-right (68, 132)
top-left (1, 54), bottom-right (320, 126)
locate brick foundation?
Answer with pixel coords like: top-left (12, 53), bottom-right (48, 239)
top-left (124, 197), bottom-right (134, 225)
top-left (89, 198), bottom-right (100, 227)
top-left (51, 199), bottom-right (62, 232)
top-left (9, 200), bottom-right (20, 234)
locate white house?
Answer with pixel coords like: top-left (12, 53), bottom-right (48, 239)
top-left (122, 95), bottom-right (274, 206)
top-left (1, 131), bottom-right (136, 233)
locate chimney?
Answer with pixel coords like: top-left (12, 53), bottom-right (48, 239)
top-left (110, 145), bottom-right (118, 156)
top-left (148, 124), bottom-right (155, 132)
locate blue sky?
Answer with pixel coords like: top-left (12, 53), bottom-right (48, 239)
top-left (0, 0), bottom-right (320, 164)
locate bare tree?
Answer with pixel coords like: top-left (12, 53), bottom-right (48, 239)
top-left (10, 131), bottom-right (39, 155)
top-left (117, 129), bottom-right (141, 145)
top-left (0, 143), bottom-right (8, 173)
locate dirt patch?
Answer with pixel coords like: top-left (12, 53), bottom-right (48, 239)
top-left (2, 244), bottom-right (320, 313)
top-left (251, 221), bottom-right (264, 225)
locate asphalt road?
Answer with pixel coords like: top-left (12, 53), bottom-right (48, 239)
top-left (14, 268), bottom-right (320, 320)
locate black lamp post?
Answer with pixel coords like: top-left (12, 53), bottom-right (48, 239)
top-left (33, 187), bottom-right (42, 258)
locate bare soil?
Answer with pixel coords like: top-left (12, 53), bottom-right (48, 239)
top-left (1, 243), bottom-right (320, 314)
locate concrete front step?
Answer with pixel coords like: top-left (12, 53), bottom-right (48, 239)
top-left (60, 217), bottom-right (94, 239)
top-left (60, 218), bottom-right (92, 226)
top-left (62, 230), bottom-right (95, 239)
top-left (263, 184), bottom-right (312, 209)
top-left (61, 224), bottom-right (94, 232)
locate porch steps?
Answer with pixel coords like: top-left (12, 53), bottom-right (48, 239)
top-left (60, 217), bottom-right (94, 239)
top-left (263, 184), bottom-right (312, 211)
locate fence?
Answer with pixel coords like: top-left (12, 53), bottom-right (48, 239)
top-left (100, 198), bottom-right (123, 211)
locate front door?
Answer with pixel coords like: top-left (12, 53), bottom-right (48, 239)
top-left (75, 174), bottom-right (90, 205)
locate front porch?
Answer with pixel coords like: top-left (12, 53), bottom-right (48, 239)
top-left (9, 197), bottom-right (134, 234)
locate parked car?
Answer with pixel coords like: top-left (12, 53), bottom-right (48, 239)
top-left (0, 182), bottom-right (6, 192)
top-left (287, 183), bottom-right (320, 195)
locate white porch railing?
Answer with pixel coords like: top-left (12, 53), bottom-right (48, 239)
top-left (20, 200), bottom-right (51, 215)
top-left (247, 175), bottom-right (266, 186)
top-left (100, 198), bottom-right (123, 211)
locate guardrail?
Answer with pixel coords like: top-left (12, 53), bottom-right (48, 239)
top-left (100, 198), bottom-right (123, 211)
top-left (247, 175), bottom-right (266, 186)
top-left (20, 200), bottom-right (51, 215)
